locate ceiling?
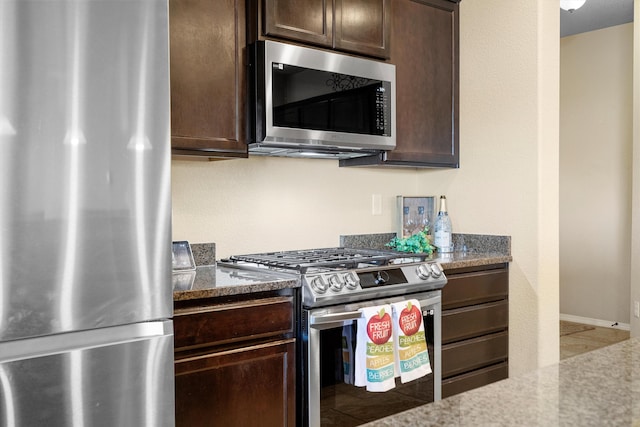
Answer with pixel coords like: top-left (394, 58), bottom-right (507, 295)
top-left (560, 0), bottom-right (634, 37)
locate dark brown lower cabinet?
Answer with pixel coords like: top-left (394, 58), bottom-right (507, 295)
top-left (175, 340), bottom-right (295, 427)
top-left (441, 264), bottom-right (509, 398)
top-left (442, 331), bottom-right (508, 378)
top-left (442, 362), bottom-right (509, 398)
top-left (442, 300), bottom-right (509, 344)
top-left (174, 291), bottom-right (296, 426)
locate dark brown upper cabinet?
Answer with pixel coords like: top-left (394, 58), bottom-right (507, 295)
top-left (341, 0), bottom-right (460, 168)
top-left (257, 0), bottom-right (391, 59)
top-left (170, 0), bottom-right (248, 158)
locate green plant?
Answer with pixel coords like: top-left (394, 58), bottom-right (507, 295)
top-left (385, 227), bottom-right (434, 255)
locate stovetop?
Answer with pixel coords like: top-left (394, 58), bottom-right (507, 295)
top-left (226, 247), bottom-right (428, 274)
top-left (221, 247), bottom-right (447, 307)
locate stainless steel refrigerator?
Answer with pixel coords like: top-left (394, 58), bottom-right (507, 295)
top-left (0, 0), bottom-right (174, 425)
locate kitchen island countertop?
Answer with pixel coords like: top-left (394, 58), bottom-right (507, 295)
top-left (363, 337), bottom-right (640, 426)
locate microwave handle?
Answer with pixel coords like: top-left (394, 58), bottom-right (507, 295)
top-left (310, 295), bottom-right (440, 326)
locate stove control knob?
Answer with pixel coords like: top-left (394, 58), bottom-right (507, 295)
top-left (310, 276), bottom-right (329, 294)
top-left (416, 264), bottom-right (431, 280)
top-left (430, 263), bottom-right (443, 278)
top-left (329, 274), bottom-right (344, 292)
top-left (344, 272), bottom-right (359, 290)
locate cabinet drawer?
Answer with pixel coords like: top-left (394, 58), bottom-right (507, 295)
top-left (442, 268), bottom-right (508, 309)
top-left (442, 362), bottom-right (508, 398)
top-left (174, 296), bottom-right (294, 351)
top-left (442, 300), bottom-right (508, 344)
top-left (442, 331), bottom-right (508, 378)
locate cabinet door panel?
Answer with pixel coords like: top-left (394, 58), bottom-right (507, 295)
top-left (385, 0), bottom-right (458, 165)
top-left (334, 0), bottom-right (390, 58)
top-left (175, 340), bottom-right (296, 427)
top-left (263, 0), bottom-right (332, 47)
top-left (170, 0), bottom-right (247, 157)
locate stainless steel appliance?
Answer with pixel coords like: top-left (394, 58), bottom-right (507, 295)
top-left (222, 248), bottom-right (446, 427)
top-left (0, 1), bottom-right (174, 425)
top-left (249, 40), bottom-right (396, 159)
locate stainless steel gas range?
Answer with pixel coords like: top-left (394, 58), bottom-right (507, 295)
top-left (222, 247), bottom-right (447, 427)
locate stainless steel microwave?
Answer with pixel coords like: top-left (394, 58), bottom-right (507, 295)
top-left (249, 40), bottom-right (396, 159)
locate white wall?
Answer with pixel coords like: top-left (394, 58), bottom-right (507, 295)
top-left (171, 0), bottom-right (560, 375)
top-left (559, 24), bottom-right (633, 325)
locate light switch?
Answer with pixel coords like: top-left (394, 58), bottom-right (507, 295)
top-left (372, 194), bottom-right (382, 215)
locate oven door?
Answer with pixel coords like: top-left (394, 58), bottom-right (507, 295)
top-left (302, 291), bottom-right (441, 427)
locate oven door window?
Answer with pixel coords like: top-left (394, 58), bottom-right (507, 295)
top-left (318, 318), bottom-right (434, 426)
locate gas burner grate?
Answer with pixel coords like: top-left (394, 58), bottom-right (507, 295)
top-left (228, 247), bottom-right (427, 273)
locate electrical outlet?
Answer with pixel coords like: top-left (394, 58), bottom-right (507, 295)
top-left (372, 194), bottom-right (382, 216)
top-left (634, 301), bottom-right (640, 318)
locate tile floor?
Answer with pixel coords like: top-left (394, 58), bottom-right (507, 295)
top-left (559, 320), bottom-right (630, 360)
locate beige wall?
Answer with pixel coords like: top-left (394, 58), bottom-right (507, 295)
top-left (171, 0), bottom-right (560, 374)
top-left (433, 0), bottom-right (560, 371)
top-left (172, 157), bottom-right (420, 255)
top-left (631, 0), bottom-right (640, 338)
top-left (560, 23), bottom-right (633, 325)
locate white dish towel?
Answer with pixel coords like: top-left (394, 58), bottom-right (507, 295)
top-left (391, 299), bottom-right (432, 383)
top-left (354, 304), bottom-right (396, 392)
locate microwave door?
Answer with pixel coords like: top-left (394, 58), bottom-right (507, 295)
top-left (250, 40), bottom-right (396, 158)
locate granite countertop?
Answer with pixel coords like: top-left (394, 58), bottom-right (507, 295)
top-left (340, 232), bottom-right (512, 270)
top-left (174, 234), bottom-right (512, 301)
top-left (363, 337), bottom-right (640, 426)
top-left (171, 251), bottom-right (510, 301)
top-left (173, 242), bottom-right (299, 301)
top-left (172, 264), bottom-right (299, 301)
top-left (434, 250), bottom-right (512, 270)
top-left (436, 233), bottom-right (512, 269)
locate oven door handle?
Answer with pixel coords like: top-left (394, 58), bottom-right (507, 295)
top-left (309, 311), bottom-right (362, 326)
top-left (309, 295), bottom-right (440, 326)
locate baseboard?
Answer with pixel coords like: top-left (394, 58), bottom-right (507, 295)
top-left (560, 313), bottom-right (630, 331)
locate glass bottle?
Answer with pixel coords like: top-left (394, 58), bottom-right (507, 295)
top-left (433, 195), bottom-right (453, 253)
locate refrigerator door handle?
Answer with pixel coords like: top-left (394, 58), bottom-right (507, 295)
top-left (0, 321), bottom-right (173, 364)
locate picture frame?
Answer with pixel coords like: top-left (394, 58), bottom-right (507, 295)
top-left (396, 196), bottom-right (436, 239)
top-left (172, 241), bottom-right (196, 271)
